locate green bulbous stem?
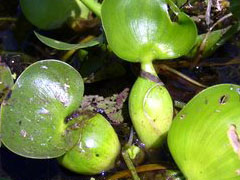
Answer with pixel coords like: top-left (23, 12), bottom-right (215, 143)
top-left (129, 62), bottom-right (173, 149)
top-left (58, 113), bottom-right (121, 175)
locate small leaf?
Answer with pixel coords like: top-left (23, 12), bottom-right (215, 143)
top-left (187, 24), bottom-right (240, 58)
top-left (1, 60), bottom-right (84, 158)
top-left (35, 32), bottom-right (101, 50)
top-left (186, 27), bottom-right (231, 58)
top-left (20, 0), bottom-right (83, 30)
top-left (101, 0), bottom-right (197, 62)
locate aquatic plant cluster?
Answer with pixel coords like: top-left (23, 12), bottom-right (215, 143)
top-left (1, 0), bottom-right (240, 179)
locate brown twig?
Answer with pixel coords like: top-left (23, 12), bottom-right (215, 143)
top-left (157, 64), bottom-right (207, 88)
top-left (154, 56), bottom-right (240, 69)
top-left (205, 0), bottom-right (212, 26)
top-left (107, 164), bottom-right (167, 180)
top-left (191, 13), bottom-right (233, 68)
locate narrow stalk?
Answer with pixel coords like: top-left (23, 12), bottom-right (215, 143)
top-left (122, 150), bottom-right (140, 180)
top-left (0, 17), bottom-right (17, 22)
top-left (141, 62), bottom-right (158, 76)
top-left (166, 0), bottom-right (181, 15)
top-left (77, 0), bottom-right (101, 17)
top-left (205, 0), bottom-right (212, 26)
top-left (127, 127), bottom-right (134, 146)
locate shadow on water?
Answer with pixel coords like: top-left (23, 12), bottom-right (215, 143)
top-left (0, 147), bottom-right (100, 180)
top-left (0, 146), bottom-right (57, 180)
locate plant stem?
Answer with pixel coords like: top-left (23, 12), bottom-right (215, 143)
top-left (77, 0), bottom-right (101, 17)
top-left (107, 164), bottom-right (167, 180)
top-left (141, 62), bottom-right (158, 76)
top-left (0, 17), bottom-right (17, 22)
top-left (205, 0), bottom-right (212, 26)
top-left (166, 0), bottom-right (181, 15)
top-left (122, 150), bottom-right (140, 180)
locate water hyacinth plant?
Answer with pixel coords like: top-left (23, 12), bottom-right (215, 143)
top-left (101, 0), bottom-right (197, 148)
top-left (2, 0), bottom-right (240, 179)
top-left (168, 84), bottom-right (240, 180)
top-left (0, 60), bottom-right (120, 174)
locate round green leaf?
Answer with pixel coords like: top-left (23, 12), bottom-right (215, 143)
top-left (101, 0), bottom-right (197, 63)
top-left (168, 84), bottom-right (240, 180)
top-left (1, 60), bottom-right (84, 159)
top-left (20, 0), bottom-right (84, 29)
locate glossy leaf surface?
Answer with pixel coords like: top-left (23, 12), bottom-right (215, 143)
top-left (20, 0), bottom-right (83, 29)
top-left (168, 84), bottom-right (240, 180)
top-left (1, 60), bottom-right (84, 158)
top-left (35, 32), bottom-right (100, 50)
top-left (129, 76), bottom-right (173, 148)
top-left (0, 64), bottom-right (14, 147)
top-left (186, 27), bottom-right (230, 58)
top-left (0, 64), bottom-right (14, 96)
top-left (101, 0), bottom-right (197, 62)
top-left (58, 113), bottom-right (120, 175)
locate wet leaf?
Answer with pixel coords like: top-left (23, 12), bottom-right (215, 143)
top-left (101, 0), bottom-right (197, 62)
top-left (186, 27), bottom-right (231, 58)
top-left (20, 0), bottom-right (83, 29)
top-left (168, 84), bottom-right (240, 180)
top-left (172, 0), bottom-right (187, 7)
top-left (1, 60), bottom-right (84, 158)
top-left (0, 63), bottom-right (13, 147)
top-left (0, 63), bottom-right (14, 101)
top-left (35, 32), bottom-right (101, 50)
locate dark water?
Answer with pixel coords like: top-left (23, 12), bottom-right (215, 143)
top-left (0, 147), bottom-right (104, 180)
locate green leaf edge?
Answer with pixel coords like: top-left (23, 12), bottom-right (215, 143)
top-left (34, 31), bottom-right (101, 50)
